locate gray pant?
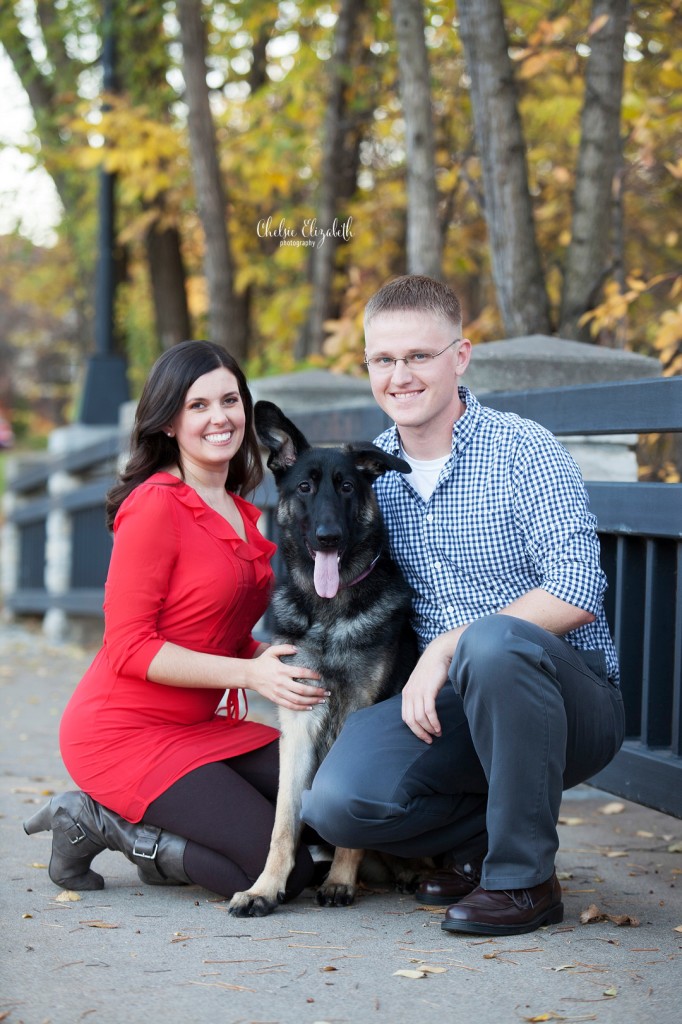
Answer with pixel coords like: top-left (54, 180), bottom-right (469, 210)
top-left (301, 615), bottom-right (625, 889)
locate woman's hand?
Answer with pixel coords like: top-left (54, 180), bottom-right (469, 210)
top-left (402, 628), bottom-right (465, 743)
top-left (246, 644), bottom-right (327, 711)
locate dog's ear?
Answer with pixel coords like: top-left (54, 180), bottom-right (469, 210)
top-left (346, 444), bottom-right (411, 479)
top-left (254, 401), bottom-right (311, 475)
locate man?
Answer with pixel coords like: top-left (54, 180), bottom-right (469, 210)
top-left (301, 274), bottom-right (624, 937)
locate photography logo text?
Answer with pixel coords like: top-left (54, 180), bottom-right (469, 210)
top-left (256, 216), bottom-right (353, 248)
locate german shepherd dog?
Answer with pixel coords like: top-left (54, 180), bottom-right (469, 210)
top-left (228, 401), bottom-right (418, 917)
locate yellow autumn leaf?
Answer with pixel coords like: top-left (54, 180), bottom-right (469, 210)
top-left (598, 802), bottom-right (625, 815)
top-left (55, 890), bottom-right (82, 902)
top-left (517, 52), bottom-right (556, 80)
top-left (588, 13), bottom-right (610, 36)
top-left (394, 969), bottom-right (426, 979)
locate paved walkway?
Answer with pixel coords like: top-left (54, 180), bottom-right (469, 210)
top-left (1, 622), bottom-right (681, 1024)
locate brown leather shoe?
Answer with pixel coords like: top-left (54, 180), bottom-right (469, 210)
top-left (441, 872), bottom-right (563, 936)
top-left (415, 854), bottom-right (484, 906)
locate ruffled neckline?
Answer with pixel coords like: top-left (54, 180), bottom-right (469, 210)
top-left (147, 472), bottom-right (276, 575)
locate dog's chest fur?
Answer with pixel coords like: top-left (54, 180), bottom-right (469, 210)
top-left (271, 576), bottom-right (413, 756)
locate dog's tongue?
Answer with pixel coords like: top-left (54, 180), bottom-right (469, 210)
top-left (314, 551), bottom-right (340, 599)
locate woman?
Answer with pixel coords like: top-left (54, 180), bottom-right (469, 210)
top-left (25, 341), bottom-right (325, 900)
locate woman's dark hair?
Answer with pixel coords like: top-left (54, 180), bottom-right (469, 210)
top-left (105, 341), bottom-right (263, 529)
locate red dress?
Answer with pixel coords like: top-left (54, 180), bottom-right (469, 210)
top-left (59, 472), bottom-right (280, 822)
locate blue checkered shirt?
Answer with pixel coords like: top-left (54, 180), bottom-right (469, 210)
top-left (373, 387), bottom-right (620, 683)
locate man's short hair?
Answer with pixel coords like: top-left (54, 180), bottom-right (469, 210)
top-left (364, 275), bottom-right (462, 332)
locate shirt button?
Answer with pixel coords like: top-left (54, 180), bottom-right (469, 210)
top-left (433, 561), bottom-right (442, 571)
top-left (426, 513), bottom-right (434, 523)
top-left (446, 606), bottom-right (454, 614)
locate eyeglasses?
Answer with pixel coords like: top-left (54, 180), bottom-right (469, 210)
top-left (364, 339), bottom-right (461, 373)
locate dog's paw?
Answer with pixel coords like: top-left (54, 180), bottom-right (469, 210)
top-left (315, 881), bottom-right (356, 907)
top-left (394, 871), bottom-right (422, 894)
top-left (228, 890), bottom-right (281, 917)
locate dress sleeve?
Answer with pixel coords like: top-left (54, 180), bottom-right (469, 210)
top-left (103, 484), bottom-right (180, 678)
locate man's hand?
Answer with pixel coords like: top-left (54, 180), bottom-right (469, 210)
top-left (402, 627), bottom-right (466, 743)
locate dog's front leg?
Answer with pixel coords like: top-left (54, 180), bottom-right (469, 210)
top-left (228, 710), bottom-right (319, 917)
top-left (316, 847), bottom-right (365, 907)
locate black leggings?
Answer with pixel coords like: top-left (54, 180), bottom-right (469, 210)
top-left (144, 741), bottom-right (314, 899)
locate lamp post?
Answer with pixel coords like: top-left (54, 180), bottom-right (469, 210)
top-left (79, 0), bottom-right (129, 425)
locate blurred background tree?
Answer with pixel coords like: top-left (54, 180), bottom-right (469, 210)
top-left (0, 0), bottom-right (679, 441)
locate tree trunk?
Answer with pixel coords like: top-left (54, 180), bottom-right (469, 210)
top-left (297, 0), bottom-right (366, 360)
top-left (392, 0), bottom-right (442, 280)
top-left (123, 2), bottom-right (193, 352)
top-left (457, 0), bottom-right (552, 336)
top-left (559, 0), bottom-right (629, 342)
top-left (145, 221), bottom-right (192, 349)
top-left (176, 0), bottom-right (247, 360)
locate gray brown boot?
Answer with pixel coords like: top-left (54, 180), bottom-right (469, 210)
top-left (24, 791), bottom-right (190, 890)
top-left (23, 791), bottom-right (106, 890)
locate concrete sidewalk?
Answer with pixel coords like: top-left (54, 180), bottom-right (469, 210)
top-left (1, 622), bottom-right (681, 1024)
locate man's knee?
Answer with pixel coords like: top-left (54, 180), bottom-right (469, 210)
top-left (451, 615), bottom-right (543, 696)
top-left (301, 766), bottom-right (375, 848)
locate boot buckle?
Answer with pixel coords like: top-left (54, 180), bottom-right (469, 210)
top-left (133, 825), bottom-right (161, 861)
top-left (64, 821), bottom-right (88, 845)
top-left (133, 839), bottom-right (159, 860)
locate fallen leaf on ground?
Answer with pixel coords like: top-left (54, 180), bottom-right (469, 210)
top-left (579, 904), bottom-right (639, 927)
top-left (79, 920), bottom-right (119, 929)
top-left (635, 830), bottom-right (655, 838)
top-left (604, 851), bottom-right (628, 858)
top-left (55, 890), bottom-right (81, 902)
top-left (598, 802), bottom-right (625, 815)
top-left (603, 987), bottom-right (617, 997)
top-left (31, 862), bottom-right (48, 869)
top-left (673, 925), bottom-right (682, 933)
top-left (668, 840), bottom-right (682, 853)
top-left (558, 817), bottom-right (585, 826)
top-left (524, 1015), bottom-right (597, 1022)
top-left (394, 968), bottom-right (427, 979)
top-left (556, 872), bottom-right (573, 881)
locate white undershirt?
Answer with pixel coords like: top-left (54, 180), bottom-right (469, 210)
top-left (400, 449), bottom-right (449, 502)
